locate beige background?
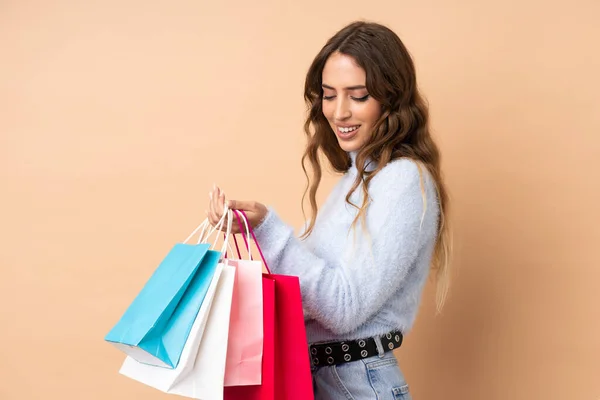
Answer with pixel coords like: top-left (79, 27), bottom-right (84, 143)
top-left (1, 0), bottom-right (599, 399)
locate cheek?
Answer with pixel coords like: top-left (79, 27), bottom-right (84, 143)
top-left (321, 102), bottom-right (334, 121)
top-left (359, 102), bottom-right (382, 125)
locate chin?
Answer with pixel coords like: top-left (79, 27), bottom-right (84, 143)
top-left (336, 139), bottom-right (365, 153)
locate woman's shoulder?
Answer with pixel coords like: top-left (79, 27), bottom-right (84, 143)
top-left (372, 157), bottom-right (434, 190)
top-left (369, 157), bottom-right (438, 209)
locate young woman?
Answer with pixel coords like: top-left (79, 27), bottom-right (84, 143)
top-left (207, 20), bottom-right (451, 400)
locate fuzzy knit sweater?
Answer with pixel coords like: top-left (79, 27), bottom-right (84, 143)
top-left (252, 151), bottom-right (440, 344)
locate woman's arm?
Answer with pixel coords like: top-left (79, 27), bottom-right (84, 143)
top-left (249, 159), bottom-right (440, 335)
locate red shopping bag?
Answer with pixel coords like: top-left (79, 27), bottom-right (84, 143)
top-left (224, 211), bottom-right (314, 400)
top-left (271, 273), bottom-right (314, 400)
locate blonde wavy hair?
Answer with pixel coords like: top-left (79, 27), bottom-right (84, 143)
top-left (300, 21), bottom-right (452, 312)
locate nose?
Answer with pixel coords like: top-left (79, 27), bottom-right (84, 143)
top-left (333, 98), bottom-right (351, 121)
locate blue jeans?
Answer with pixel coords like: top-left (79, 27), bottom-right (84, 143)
top-left (311, 337), bottom-right (412, 399)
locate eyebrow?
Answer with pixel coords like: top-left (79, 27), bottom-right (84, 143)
top-left (322, 84), bottom-right (367, 90)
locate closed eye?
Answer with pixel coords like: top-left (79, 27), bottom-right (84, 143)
top-left (322, 94), bottom-right (370, 102)
top-left (352, 94), bottom-right (370, 102)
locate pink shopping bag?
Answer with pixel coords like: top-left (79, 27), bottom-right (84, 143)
top-left (223, 256), bottom-right (264, 386)
top-left (224, 210), bottom-right (314, 400)
top-left (223, 211), bottom-right (265, 386)
top-left (224, 276), bottom-right (275, 400)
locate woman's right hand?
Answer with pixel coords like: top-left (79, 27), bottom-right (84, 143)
top-left (207, 185), bottom-right (268, 234)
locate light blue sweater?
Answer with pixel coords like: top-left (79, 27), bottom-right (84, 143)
top-left (253, 152), bottom-right (440, 344)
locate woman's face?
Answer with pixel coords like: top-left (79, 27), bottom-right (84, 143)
top-left (321, 52), bottom-right (382, 153)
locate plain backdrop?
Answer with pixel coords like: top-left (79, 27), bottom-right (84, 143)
top-left (1, 1), bottom-right (599, 399)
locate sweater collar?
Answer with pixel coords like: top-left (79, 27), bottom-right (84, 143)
top-left (349, 151), bottom-right (377, 173)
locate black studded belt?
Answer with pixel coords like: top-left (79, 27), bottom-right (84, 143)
top-left (309, 330), bottom-right (403, 367)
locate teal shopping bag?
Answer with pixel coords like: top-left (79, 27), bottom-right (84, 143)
top-left (105, 216), bottom-right (228, 369)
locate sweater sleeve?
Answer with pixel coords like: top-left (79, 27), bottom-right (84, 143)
top-left (252, 159), bottom-right (439, 335)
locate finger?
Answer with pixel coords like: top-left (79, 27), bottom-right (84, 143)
top-left (212, 188), bottom-right (229, 232)
top-left (226, 199), bottom-right (255, 211)
top-left (218, 190), bottom-right (226, 215)
top-left (212, 188), bottom-right (223, 224)
top-left (208, 190), bottom-right (220, 227)
top-left (213, 187), bottom-right (222, 208)
top-left (223, 196), bottom-right (243, 234)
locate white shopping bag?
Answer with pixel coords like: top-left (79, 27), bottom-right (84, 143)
top-left (119, 262), bottom-right (237, 399)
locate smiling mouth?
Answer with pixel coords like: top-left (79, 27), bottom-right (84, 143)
top-left (337, 125), bottom-right (360, 134)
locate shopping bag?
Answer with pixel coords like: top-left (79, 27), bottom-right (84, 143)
top-left (224, 276), bottom-right (275, 400)
top-left (120, 262), bottom-right (236, 399)
top-left (119, 209), bottom-right (239, 400)
top-left (271, 274), bottom-right (313, 400)
top-left (224, 210), bottom-right (314, 400)
top-left (223, 210), bottom-right (264, 387)
top-left (119, 262), bottom-right (224, 391)
top-left (105, 210), bottom-right (231, 369)
top-left (165, 262), bottom-right (236, 400)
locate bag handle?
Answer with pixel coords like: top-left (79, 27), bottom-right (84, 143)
top-left (230, 210), bottom-right (252, 261)
top-left (182, 205), bottom-right (234, 257)
top-left (232, 210), bottom-right (271, 274)
top-left (182, 219), bottom-right (210, 244)
top-left (182, 202), bottom-right (229, 245)
top-left (195, 203), bottom-right (230, 245)
top-left (216, 208), bottom-right (234, 255)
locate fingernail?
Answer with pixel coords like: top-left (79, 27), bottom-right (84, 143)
top-left (209, 192), bottom-right (212, 199)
